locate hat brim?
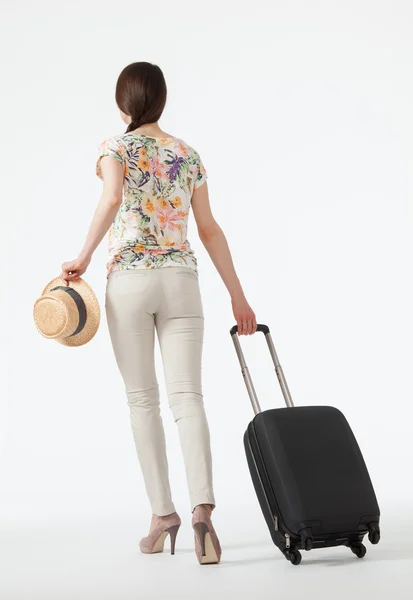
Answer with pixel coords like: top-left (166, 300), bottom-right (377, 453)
top-left (41, 276), bottom-right (101, 347)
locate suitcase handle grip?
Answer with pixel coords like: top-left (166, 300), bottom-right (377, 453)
top-left (230, 323), bottom-right (294, 414)
top-left (230, 324), bottom-right (270, 336)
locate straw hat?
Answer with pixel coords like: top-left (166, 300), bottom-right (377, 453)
top-left (33, 276), bottom-right (100, 346)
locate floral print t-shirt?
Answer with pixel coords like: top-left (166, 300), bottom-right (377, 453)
top-left (96, 132), bottom-right (207, 277)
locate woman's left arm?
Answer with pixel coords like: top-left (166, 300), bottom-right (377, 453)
top-left (60, 156), bottom-right (123, 284)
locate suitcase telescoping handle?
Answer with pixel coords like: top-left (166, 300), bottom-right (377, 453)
top-left (230, 324), bottom-right (294, 414)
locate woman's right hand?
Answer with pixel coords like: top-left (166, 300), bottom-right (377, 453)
top-left (231, 293), bottom-right (257, 335)
top-left (60, 254), bottom-right (91, 284)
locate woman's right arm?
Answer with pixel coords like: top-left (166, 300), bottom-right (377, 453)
top-left (191, 181), bottom-right (257, 335)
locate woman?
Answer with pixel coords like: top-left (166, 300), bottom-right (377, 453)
top-left (60, 61), bottom-right (257, 565)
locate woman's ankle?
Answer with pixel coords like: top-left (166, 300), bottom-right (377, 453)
top-left (151, 511), bottom-right (181, 526)
top-left (193, 503), bottom-right (214, 516)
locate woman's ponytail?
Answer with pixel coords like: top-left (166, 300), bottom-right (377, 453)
top-left (126, 117), bottom-right (143, 134)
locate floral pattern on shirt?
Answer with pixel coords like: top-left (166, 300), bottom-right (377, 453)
top-left (96, 133), bottom-right (207, 277)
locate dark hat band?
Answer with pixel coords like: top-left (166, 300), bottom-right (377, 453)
top-left (50, 286), bottom-right (87, 337)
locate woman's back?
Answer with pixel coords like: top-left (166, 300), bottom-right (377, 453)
top-left (96, 132), bottom-right (207, 276)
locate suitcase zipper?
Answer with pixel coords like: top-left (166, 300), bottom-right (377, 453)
top-left (247, 430), bottom-right (279, 530)
top-left (249, 422), bottom-right (295, 544)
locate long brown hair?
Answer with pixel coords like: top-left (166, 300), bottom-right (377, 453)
top-left (115, 62), bottom-right (167, 134)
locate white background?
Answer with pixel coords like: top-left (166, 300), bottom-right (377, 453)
top-left (1, 1), bottom-right (412, 598)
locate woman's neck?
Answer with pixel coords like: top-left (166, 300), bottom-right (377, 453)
top-left (130, 122), bottom-right (172, 138)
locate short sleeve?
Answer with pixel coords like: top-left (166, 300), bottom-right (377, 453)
top-left (96, 137), bottom-right (125, 180)
top-left (193, 151), bottom-right (208, 190)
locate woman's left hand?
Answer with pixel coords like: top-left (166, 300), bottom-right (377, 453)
top-left (60, 255), bottom-right (91, 285)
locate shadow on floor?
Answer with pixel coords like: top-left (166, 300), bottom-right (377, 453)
top-left (178, 538), bottom-right (413, 567)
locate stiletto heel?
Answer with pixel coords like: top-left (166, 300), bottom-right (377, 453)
top-left (192, 505), bottom-right (222, 565)
top-left (193, 522), bottom-right (208, 556)
top-left (167, 524), bottom-right (180, 555)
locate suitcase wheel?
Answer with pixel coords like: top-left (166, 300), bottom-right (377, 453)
top-left (303, 537), bottom-right (313, 551)
top-left (300, 528), bottom-right (314, 551)
top-left (284, 549), bottom-right (302, 565)
top-left (349, 542), bottom-right (367, 559)
top-left (368, 522), bottom-right (380, 545)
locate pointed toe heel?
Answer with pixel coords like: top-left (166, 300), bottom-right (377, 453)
top-left (139, 519), bottom-right (181, 555)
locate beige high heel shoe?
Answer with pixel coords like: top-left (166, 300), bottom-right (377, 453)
top-left (192, 504), bottom-right (222, 564)
top-left (139, 512), bottom-right (181, 555)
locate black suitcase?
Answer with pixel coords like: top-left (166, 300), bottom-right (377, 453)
top-left (230, 323), bottom-right (381, 565)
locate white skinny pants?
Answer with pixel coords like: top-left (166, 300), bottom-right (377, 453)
top-left (105, 266), bottom-right (216, 516)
